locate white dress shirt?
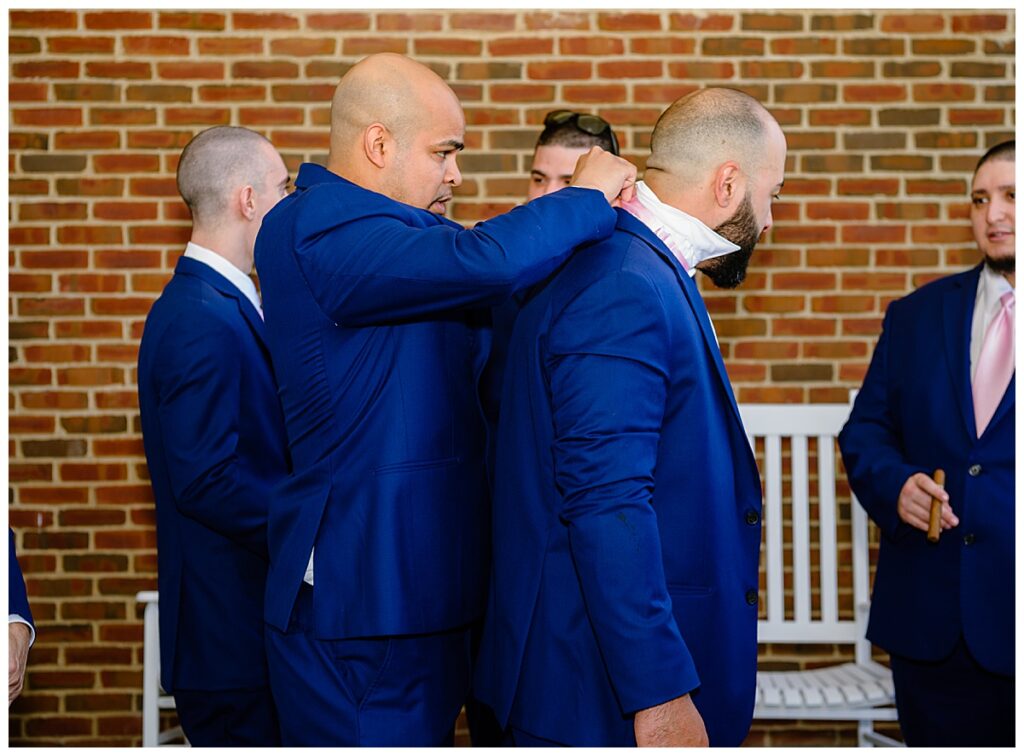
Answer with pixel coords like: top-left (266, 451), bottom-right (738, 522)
top-left (183, 242), bottom-right (263, 319)
top-left (629, 181), bottom-right (741, 279)
top-left (970, 263), bottom-right (1014, 381)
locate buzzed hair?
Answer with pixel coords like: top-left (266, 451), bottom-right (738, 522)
top-left (647, 88), bottom-right (774, 181)
top-left (975, 139), bottom-right (1014, 175)
top-left (176, 126), bottom-right (275, 225)
top-left (537, 119), bottom-right (615, 154)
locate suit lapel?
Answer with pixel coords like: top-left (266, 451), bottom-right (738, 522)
top-left (941, 265), bottom-right (982, 439)
top-left (615, 211), bottom-right (746, 433)
top-left (175, 256), bottom-right (269, 350)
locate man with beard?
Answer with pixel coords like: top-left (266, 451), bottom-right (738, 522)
top-left (473, 88), bottom-right (785, 746)
top-left (839, 141), bottom-right (1015, 746)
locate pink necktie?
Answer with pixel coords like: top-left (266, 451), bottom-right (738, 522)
top-left (973, 290), bottom-right (1015, 437)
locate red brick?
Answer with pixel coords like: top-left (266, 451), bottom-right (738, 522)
top-left (123, 36), bottom-right (190, 55)
top-left (10, 416), bottom-right (58, 434)
top-left (165, 108), bottom-right (231, 126)
top-left (881, 13), bottom-right (945, 33)
top-left (377, 13), bottom-right (443, 32)
top-left (344, 37), bottom-right (410, 55)
top-left (9, 83), bottom-right (48, 102)
top-left (20, 486), bottom-right (89, 504)
top-left (56, 367), bottom-right (124, 386)
top-left (811, 295), bottom-right (876, 314)
top-left (491, 84), bottom-right (557, 103)
top-left (94, 529), bottom-right (156, 549)
top-left (771, 37), bottom-right (836, 56)
top-left (560, 37), bottom-right (625, 56)
top-left (93, 154), bottom-right (160, 173)
top-left (83, 110), bottom-right (154, 129)
top-left (10, 36), bottom-right (42, 54)
top-left (23, 717), bottom-right (94, 737)
top-left (949, 109), bottom-right (1004, 126)
top-left (159, 12), bottom-right (226, 30)
top-left (742, 61), bottom-right (804, 79)
top-left (54, 321), bottom-right (124, 339)
top-left (772, 226), bottom-right (836, 244)
top-left (913, 83), bottom-right (975, 102)
top-left (10, 179), bottom-right (49, 195)
top-left (93, 439), bottom-right (145, 457)
top-left (951, 14), bottom-right (1008, 32)
top-left (12, 108), bottom-right (83, 127)
top-left (844, 85), bottom-right (906, 103)
top-left (20, 392), bottom-right (89, 410)
top-left (806, 202), bottom-right (870, 221)
top-left (53, 131), bottom-right (121, 150)
top-left (842, 225), bottom-right (906, 244)
top-left (197, 37), bottom-right (263, 55)
top-left (11, 10), bottom-right (79, 29)
top-left (631, 37), bottom-right (696, 55)
top-left (232, 12), bottom-right (298, 29)
top-left (10, 464), bottom-right (54, 483)
top-left (597, 61), bottom-right (663, 79)
top-left (155, 61), bottom-right (224, 80)
top-left (414, 38), bottom-right (480, 56)
top-left (911, 225), bottom-right (974, 244)
top-left (527, 61), bottom-right (592, 81)
top-left (83, 11), bottom-right (152, 29)
top-left (669, 13), bottom-right (732, 31)
top-left (703, 37), bottom-right (765, 56)
top-left (451, 12), bottom-right (516, 31)
top-left (598, 12), bottom-right (662, 31)
top-left (564, 85), bottom-right (627, 104)
top-left (10, 227), bottom-right (52, 245)
top-left (489, 38), bottom-right (553, 57)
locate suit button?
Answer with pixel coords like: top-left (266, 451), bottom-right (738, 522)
top-left (963, 533), bottom-right (976, 546)
top-left (745, 590), bottom-right (758, 606)
top-left (968, 464), bottom-right (982, 477)
top-left (745, 510), bottom-right (759, 526)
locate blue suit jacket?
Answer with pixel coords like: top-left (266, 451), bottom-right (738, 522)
top-left (474, 211), bottom-right (763, 746)
top-left (9, 529), bottom-right (33, 627)
top-left (839, 265), bottom-right (1014, 676)
top-left (254, 164), bottom-right (617, 639)
top-left (138, 256), bottom-right (290, 692)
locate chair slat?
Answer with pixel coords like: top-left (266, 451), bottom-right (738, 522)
top-left (791, 435), bottom-right (811, 624)
top-left (817, 435), bottom-right (839, 626)
top-left (764, 434), bottom-right (784, 624)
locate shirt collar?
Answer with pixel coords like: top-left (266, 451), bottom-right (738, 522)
top-left (627, 181), bottom-right (740, 278)
top-left (183, 241), bottom-right (263, 316)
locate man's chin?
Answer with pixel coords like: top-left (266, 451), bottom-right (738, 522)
top-left (429, 199), bottom-right (451, 215)
top-left (985, 251), bottom-right (1015, 275)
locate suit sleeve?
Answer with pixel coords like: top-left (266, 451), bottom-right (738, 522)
top-left (839, 303), bottom-right (926, 540)
top-left (151, 313), bottom-right (270, 557)
top-left (9, 529), bottom-right (34, 635)
top-left (545, 270), bottom-right (700, 716)
top-left (295, 187), bottom-right (616, 327)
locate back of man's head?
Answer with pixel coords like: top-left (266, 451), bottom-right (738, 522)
top-left (177, 126), bottom-right (275, 227)
top-left (646, 88), bottom-right (776, 185)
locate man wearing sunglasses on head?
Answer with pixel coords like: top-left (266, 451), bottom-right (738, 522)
top-left (527, 110), bottom-right (621, 200)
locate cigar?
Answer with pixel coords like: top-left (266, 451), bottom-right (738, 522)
top-left (927, 469), bottom-right (945, 543)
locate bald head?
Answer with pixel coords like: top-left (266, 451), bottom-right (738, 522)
top-left (177, 126), bottom-right (279, 226)
top-left (646, 88), bottom-right (782, 184)
top-left (329, 53), bottom-right (460, 160)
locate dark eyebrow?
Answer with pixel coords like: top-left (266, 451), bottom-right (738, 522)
top-left (436, 139), bottom-right (464, 152)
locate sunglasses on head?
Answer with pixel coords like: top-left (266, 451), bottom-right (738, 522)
top-left (544, 110), bottom-right (620, 156)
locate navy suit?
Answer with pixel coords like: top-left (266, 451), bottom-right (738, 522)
top-left (253, 163), bottom-right (617, 745)
top-left (475, 210), bottom-right (763, 746)
top-left (839, 264), bottom-right (1014, 745)
top-left (138, 256), bottom-right (287, 745)
top-left (9, 529), bottom-right (33, 627)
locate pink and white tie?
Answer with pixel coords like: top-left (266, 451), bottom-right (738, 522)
top-left (973, 290), bottom-right (1015, 437)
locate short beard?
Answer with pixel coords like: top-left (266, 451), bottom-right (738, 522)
top-left (701, 192), bottom-right (760, 289)
top-left (986, 253), bottom-right (1015, 276)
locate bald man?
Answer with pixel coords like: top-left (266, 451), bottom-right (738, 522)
top-left (138, 126), bottom-right (290, 745)
top-left (253, 53), bottom-right (636, 746)
top-left (475, 88), bottom-right (786, 746)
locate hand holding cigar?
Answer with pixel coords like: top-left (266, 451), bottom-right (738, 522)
top-left (927, 469), bottom-right (945, 543)
top-left (897, 470), bottom-right (957, 535)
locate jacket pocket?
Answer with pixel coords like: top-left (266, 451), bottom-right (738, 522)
top-left (372, 456), bottom-right (460, 476)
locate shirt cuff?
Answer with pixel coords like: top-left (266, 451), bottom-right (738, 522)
top-left (9, 615), bottom-right (36, 647)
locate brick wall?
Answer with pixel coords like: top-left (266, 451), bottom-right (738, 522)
top-left (7, 8), bottom-right (1015, 746)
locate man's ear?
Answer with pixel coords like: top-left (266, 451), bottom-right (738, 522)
top-left (363, 123), bottom-right (390, 169)
top-left (712, 161), bottom-right (742, 209)
top-left (239, 184), bottom-right (257, 221)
